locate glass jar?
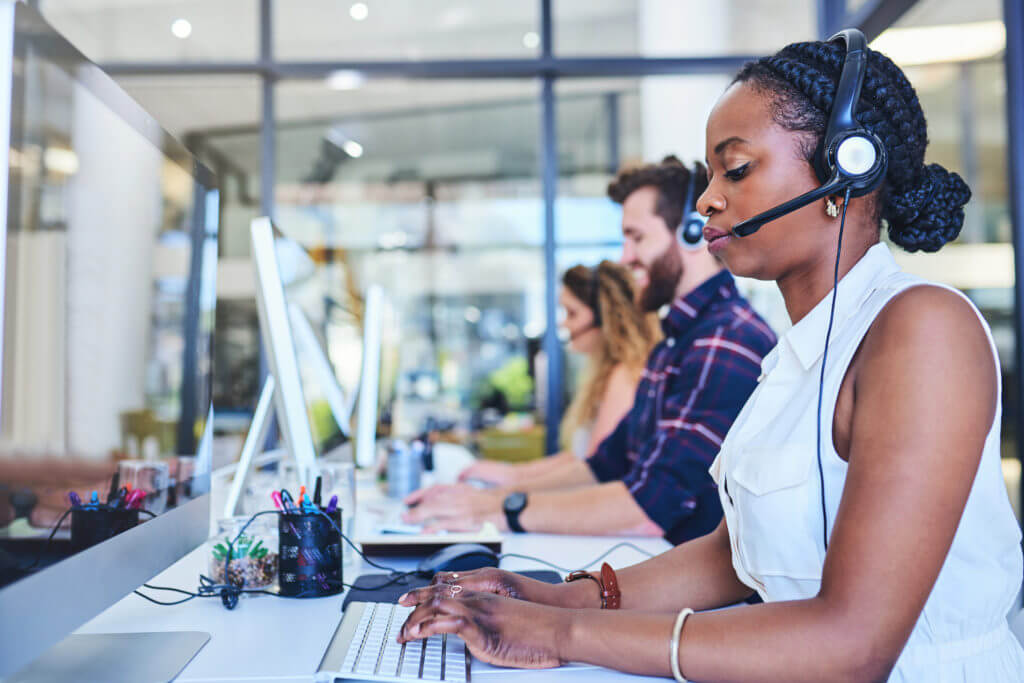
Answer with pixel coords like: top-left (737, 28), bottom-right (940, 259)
top-left (207, 516), bottom-right (278, 589)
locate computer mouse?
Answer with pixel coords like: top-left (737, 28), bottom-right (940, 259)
top-left (415, 543), bottom-right (499, 578)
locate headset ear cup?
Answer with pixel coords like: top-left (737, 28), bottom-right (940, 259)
top-left (678, 213), bottom-right (705, 248)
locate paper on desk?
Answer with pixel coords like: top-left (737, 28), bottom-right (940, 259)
top-left (355, 521), bottom-right (503, 546)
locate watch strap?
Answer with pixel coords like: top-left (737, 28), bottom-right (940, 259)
top-left (564, 570), bottom-right (604, 608)
top-left (503, 493), bottom-right (526, 533)
top-left (563, 564), bottom-right (621, 609)
top-left (600, 562), bottom-right (621, 609)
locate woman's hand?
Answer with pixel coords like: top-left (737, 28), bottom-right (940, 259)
top-left (397, 584), bottom-right (570, 669)
top-left (458, 460), bottom-right (518, 486)
top-left (400, 568), bottom-right (599, 609)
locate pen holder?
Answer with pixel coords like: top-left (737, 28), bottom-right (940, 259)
top-left (277, 508), bottom-right (343, 598)
top-left (70, 506), bottom-right (140, 553)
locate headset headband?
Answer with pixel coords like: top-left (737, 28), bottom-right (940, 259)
top-left (731, 27), bottom-right (887, 237)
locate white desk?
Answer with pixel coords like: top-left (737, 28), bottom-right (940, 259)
top-left (76, 486), bottom-right (671, 682)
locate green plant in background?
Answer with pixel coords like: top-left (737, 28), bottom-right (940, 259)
top-left (211, 534), bottom-right (268, 561)
top-left (308, 398), bottom-right (341, 447)
top-left (486, 358), bottom-right (534, 410)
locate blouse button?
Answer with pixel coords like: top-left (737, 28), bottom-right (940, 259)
top-left (666, 337), bottom-right (675, 347)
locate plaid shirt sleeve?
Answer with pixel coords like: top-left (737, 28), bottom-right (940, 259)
top-left (621, 325), bottom-right (765, 535)
top-left (585, 411), bottom-right (631, 482)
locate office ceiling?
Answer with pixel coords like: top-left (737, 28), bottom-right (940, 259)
top-left (34, 0), bottom-right (1008, 188)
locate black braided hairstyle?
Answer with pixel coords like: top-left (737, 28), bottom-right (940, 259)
top-left (733, 40), bottom-right (971, 253)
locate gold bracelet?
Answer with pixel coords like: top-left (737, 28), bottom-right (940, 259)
top-left (670, 607), bottom-right (694, 683)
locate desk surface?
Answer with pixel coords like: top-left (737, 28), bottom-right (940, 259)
top-left (76, 478), bottom-right (671, 683)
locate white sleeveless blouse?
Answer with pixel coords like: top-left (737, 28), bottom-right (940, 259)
top-left (710, 243), bottom-right (1024, 681)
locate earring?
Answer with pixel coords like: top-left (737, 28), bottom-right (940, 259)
top-left (825, 197), bottom-right (839, 218)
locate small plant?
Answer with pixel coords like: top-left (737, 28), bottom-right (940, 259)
top-left (211, 533), bottom-right (269, 561)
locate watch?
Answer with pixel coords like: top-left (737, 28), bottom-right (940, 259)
top-left (502, 492), bottom-right (528, 533)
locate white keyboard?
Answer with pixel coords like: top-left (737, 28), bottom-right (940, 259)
top-left (317, 602), bottom-right (469, 682)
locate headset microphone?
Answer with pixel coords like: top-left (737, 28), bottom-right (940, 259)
top-left (729, 29), bottom-right (887, 239)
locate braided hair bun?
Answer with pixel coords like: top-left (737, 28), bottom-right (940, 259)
top-left (734, 39), bottom-right (971, 252)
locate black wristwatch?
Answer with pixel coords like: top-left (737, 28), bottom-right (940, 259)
top-left (502, 492), bottom-right (528, 533)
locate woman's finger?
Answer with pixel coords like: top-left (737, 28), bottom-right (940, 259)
top-left (399, 603), bottom-right (445, 642)
top-left (399, 595), bottom-right (473, 642)
top-left (398, 584), bottom-right (442, 606)
top-left (412, 615), bottom-right (469, 640)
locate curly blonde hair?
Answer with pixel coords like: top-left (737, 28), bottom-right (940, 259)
top-left (559, 261), bottom-right (661, 451)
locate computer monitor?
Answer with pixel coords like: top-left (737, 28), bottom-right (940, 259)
top-left (0, 2), bottom-right (218, 678)
top-left (225, 220), bottom-right (377, 516)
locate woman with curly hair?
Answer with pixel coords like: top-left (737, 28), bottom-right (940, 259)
top-left (559, 260), bottom-right (661, 459)
top-left (457, 261), bottom-right (659, 487)
top-left (395, 33), bottom-right (1024, 681)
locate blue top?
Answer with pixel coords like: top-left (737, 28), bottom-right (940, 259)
top-left (587, 270), bottom-right (776, 545)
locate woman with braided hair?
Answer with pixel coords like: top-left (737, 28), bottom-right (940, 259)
top-left (394, 36), bottom-right (1024, 682)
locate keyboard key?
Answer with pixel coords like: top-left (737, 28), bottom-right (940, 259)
top-left (399, 640), bottom-right (422, 678)
top-left (422, 661), bottom-right (443, 681)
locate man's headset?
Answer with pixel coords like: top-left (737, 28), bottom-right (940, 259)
top-left (730, 29), bottom-right (888, 238)
top-left (678, 163), bottom-right (706, 249)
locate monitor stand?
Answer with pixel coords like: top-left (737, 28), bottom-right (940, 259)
top-left (7, 631), bottom-right (210, 683)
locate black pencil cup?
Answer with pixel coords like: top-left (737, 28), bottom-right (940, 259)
top-left (70, 507), bottom-right (140, 553)
top-left (277, 508), bottom-right (343, 597)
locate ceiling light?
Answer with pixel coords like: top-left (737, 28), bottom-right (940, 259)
top-left (342, 140), bottom-right (363, 158)
top-left (326, 69), bottom-right (365, 90)
top-left (350, 3), bottom-right (369, 21)
top-left (171, 18), bottom-right (192, 39)
top-left (43, 147), bottom-right (79, 175)
top-left (870, 21), bottom-right (1004, 66)
top-left (522, 31), bottom-right (540, 49)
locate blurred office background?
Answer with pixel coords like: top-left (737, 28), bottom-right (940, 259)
top-left (31, 0), bottom-right (1020, 519)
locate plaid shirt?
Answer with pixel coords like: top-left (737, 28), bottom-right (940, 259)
top-left (587, 270), bottom-right (777, 545)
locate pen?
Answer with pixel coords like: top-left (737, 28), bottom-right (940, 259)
top-left (113, 487), bottom-right (128, 508)
top-left (280, 489), bottom-right (295, 513)
top-left (299, 485), bottom-right (306, 504)
top-left (68, 491), bottom-right (82, 508)
top-left (107, 471), bottom-right (120, 504)
top-left (271, 491), bottom-right (283, 511)
top-left (313, 476), bottom-right (322, 506)
top-left (125, 489), bottom-right (145, 509)
top-left (90, 491), bottom-right (99, 506)
top-left (326, 495), bottom-right (338, 514)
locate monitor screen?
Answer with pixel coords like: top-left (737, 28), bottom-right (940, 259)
top-left (0, 3), bottom-right (218, 593)
top-left (270, 231), bottom-right (364, 454)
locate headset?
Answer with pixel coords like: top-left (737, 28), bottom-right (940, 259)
top-left (678, 163), bottom-right (706, 248)
top-left (728, 29), bottom-right (888, 552)
top-left (730, 29), bottom-right (887, 238)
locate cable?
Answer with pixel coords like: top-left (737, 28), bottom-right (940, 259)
top-left (816, 186), bottom-right (851, 552)
top-left (312, 508), bottom-right (406, 575)
top-left (18, 507), bottom-right (72, 572)
top-left (498, 541), bottom-right (656, 574)
top-left (138, 509), bottom-right (655, 608)
top-left (137, 507), bottom-right (412, 610)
